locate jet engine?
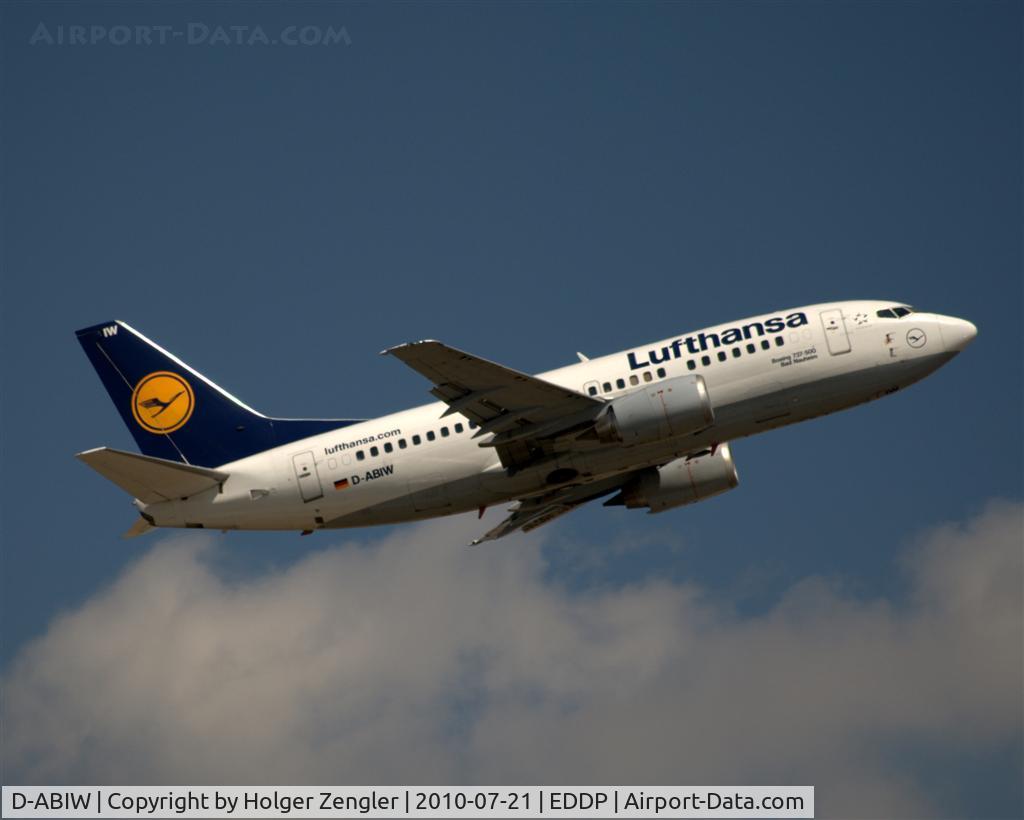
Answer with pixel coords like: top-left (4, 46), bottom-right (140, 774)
top-left (593, 375), bottom-right (714, 445)
top-left (609, 444), bottom-right (739, 513)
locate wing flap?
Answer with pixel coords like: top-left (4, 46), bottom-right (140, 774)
top-left (77, 447), bottom-right (228, 503)
top-left (470, 472), bottom-right (638, 545)
top-left (471, 503), bottom-right (575, 545)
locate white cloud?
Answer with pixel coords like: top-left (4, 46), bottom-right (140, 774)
top-left (3, 502), bottom-right (1021, 818)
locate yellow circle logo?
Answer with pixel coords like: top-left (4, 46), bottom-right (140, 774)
top-left (131, 371), bottom-right (195, 434)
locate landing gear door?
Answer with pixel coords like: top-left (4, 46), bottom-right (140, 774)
top-left (292, 450), bottom-right (323, 503)
top-left (820, 309), bottom-right (851, 355)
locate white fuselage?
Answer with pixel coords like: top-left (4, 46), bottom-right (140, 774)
top-left (140, 301), bottom-right (975, 532)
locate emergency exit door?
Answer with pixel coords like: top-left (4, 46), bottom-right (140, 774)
top-left (292, 451), bottom-right (323, 503)
top-left (820, 309), bottom-right (851, 355)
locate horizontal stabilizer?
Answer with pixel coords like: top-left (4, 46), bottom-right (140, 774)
top-left (76, 447), bottom-right (228, 503)
top-left (122, 517), bottom-right (155, 538)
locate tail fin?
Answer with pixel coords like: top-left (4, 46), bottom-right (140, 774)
top-left (76, 321), bottom-right (361, 466)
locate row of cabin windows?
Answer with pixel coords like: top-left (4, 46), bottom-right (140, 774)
top-left (355, 420), bottom-right (477, 461)
top-left (686, 335), bottom-right (786, 371)
top-left (587, 336), bottom-right (786, 396)
top-left (589, 367), bottom-right (668, 396)
top-left (355, 333), bottom-right (790, 452)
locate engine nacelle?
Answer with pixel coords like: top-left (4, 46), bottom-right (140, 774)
top-left (618, 444), bottom-right (739, 513)
top-left (594, 374), bottom-right (714, 445)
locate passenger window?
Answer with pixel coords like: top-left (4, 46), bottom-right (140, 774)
top-left (760, 340), bottom-right (770, 351)
top-left (746, 343), bottom-right (756, 354)
top-left (701, 355), bottom-right (711, 366)
top-left (732, 348), bottom-right (741, 358)
top-left (686, 360), bottom-right (696, 371)
top-left (643, 372), bottom-right (653, 382)
top-left (775, 336), bottom-right (784, 347)
top-left (384, 442), bottom-right (393, 453)
top-left (412, 435), bottom-right (421, 445)
top-left (616, 378), bottom-right (625, 389)
top-left (370, 446), bottom-right (379, 457)
top-left (468, 421), bottom-right (477, 430)
top-left (454, 423), bottom-right (464, 434)
top-left (603, 382), bottom-right (612, 393)
top-left (356, 450), bottom-right (365, 461)
top-left (587, 385), bottom-right (598, 396)
top-left (629, 375), bottom-right (639, 386)
top-left (398, 439), bottom-right (407, 449)
top-left (441, 426), bottom-right (449, 437)
top-left (426, 431), bottom-right (436, 442)
top-left (656, 367), bottom-right (666, 378)
top-left (717, 351), bottom-right (727, 362)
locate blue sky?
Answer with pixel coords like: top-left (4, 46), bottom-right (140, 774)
top-left (1, 2), bottom-right (1021, 816)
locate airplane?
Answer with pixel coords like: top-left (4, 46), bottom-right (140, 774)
top-left (75, 301), bottom-right (976, 544)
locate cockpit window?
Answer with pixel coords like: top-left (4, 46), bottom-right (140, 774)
top-left (877, 306), bottom-right (914, 319)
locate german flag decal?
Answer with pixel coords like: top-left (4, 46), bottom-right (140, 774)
top-left (334, 478), bottom-right (350, 490)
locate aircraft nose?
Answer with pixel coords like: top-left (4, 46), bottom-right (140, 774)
top-left (940, 318), bottom-right (978, 352)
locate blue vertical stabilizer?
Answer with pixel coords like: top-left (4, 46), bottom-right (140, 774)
top-left (75, 321), bottom-right (361, 466)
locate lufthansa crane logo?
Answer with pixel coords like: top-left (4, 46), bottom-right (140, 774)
top-left (906, 328), bottom-right (927, 349)
top-left (131, 371), bottom-right (195, 434)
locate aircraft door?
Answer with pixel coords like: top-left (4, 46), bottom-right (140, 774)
top-left (820, 309), bottom-right (851, 355)
top-left (292, 450), bottom-right (324, 503)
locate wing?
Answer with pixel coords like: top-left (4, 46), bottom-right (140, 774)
top-left (383, 340), bottom-right (603, 469)
top-left (470, 473), bottom-right (635, 545)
